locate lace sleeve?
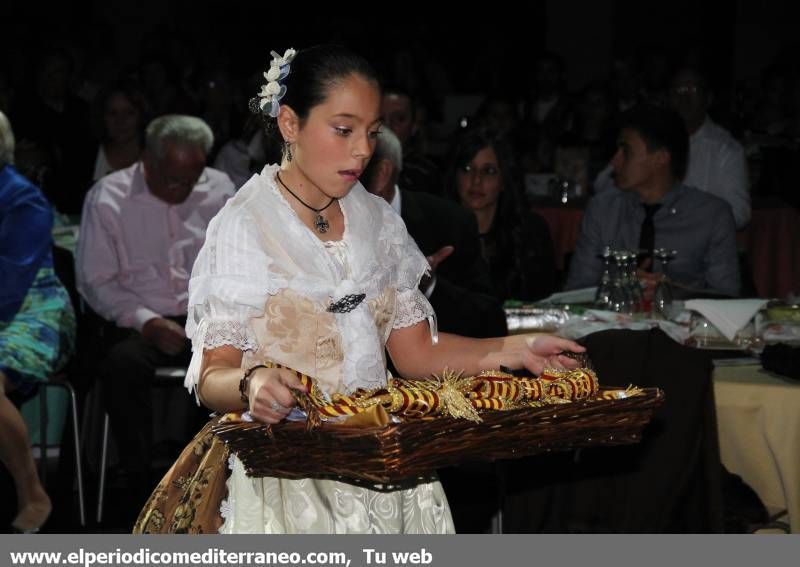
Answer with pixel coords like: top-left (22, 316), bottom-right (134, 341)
top-left (202, 319), bottom-right (259, 351)
top-left (184, 295), bottom-right (261, 403)
top-left (393, 288), bottom-right (434, 329)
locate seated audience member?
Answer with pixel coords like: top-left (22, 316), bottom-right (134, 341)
top-left (213, 73), bottom-right (282, 189)
top-left (91, 80), bottom-right (148, 182)
top-left (196, 65), bottom-right (239, 159)
top-left (639, 47), bottom-right (672, 107)
top-left (361, 128), bottom-right (507, 338)
top-left (562, 81), bottom-right (618, 183)
top-left (750, 65), bottom-right (792, 137)
top-left (139, 56), bottom-right (180, 117)
top-left (611, 55), bottom-right (645, 113)
top-left (521, 52), bottom-right (573, 141)
top-left (475, 93), bottom-right (522, 140)
top-left (518, 127), bottom-right (557, 176)
top-left (11, 139), bottom-right (56, 203)
top-left (566, 105), bottom-right (740, 297)
top-left (595, 67), bottom-right (750, 229)
top-left (446, 128), bottom-right (557, 302)
top-left (76, 115), bottom-right (234, 518)
top-left (0, 111), bottom-right (75, 533)
top-left (669, 66), bottom-right (750, 228)
top-left (213, 115), bottom-right (271, 190)
top-left (10, 49), bottom-right (93, 215)
top-left (381, 86), bottom-right (443, 195)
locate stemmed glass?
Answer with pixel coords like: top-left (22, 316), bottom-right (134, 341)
top-left (623, 251), bottom-right (644, 313)
top-left (610, 250), bottom-right (634, 314)
top-left (594, 247), bottom-right (614, 309)
top-left (652, 248), bottom-right (676, 319)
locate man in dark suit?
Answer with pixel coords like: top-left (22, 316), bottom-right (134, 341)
top-left (361, 129), bottom-right (506, 338)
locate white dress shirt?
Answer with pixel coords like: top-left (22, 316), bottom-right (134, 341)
top-left (76, 162), bottom-right (235, 331)
top-left (684, 118), bottom-right (750, 228)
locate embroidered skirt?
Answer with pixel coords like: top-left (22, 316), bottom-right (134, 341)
top-left (134, 418), bottom-right (454, 534)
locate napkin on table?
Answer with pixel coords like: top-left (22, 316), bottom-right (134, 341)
top-left (684, 299), bottom-right (768, 342)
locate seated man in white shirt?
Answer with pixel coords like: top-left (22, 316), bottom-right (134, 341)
top-left (669, 66), bottom-right (750, 228)
top-left (594, 67), bottom-right (750, 229)
top-left (76, 115), bottom-right (234, 518)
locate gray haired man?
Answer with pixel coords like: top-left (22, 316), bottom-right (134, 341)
top-left (76, 115), bottom-right (234, 520)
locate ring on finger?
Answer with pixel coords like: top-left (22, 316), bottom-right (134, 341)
top-left (270, 400), bottom-right (285, 412)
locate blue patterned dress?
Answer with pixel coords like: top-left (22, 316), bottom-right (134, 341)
top-left (0, 165), bottom-right (75, 397)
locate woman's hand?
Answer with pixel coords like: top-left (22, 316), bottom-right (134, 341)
top-left (247, 367), bottom-right (307, 424)
top-left (520, 334), bottom-right (586, 375)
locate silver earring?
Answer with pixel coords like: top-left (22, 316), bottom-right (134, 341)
top-left (286, 142), bottom-right (293, 162)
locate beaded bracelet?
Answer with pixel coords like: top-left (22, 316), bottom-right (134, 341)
top-left (239, 363), bottom-right (274, 404)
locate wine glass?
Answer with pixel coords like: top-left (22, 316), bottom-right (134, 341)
top-left (594, 247), bottom-right (614, 309)
top-left (610, 250), bottom-right (634, 314)
top-left (623, 250), bottom-right (644, 313)
top-left (652, 248), bottom-right (676, 319)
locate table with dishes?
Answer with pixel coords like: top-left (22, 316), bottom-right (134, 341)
top-left (505, 297), bottom-right (800, 532)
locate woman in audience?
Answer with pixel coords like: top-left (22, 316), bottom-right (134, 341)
top-left (0, 111), bottom-right (75, 533)
top-left (446, 128), bottom-right (557, 301)
top-left (91, 80), bottom-right (148, 182)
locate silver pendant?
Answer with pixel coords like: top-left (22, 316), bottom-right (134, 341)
top-left (314, 214), bottom-right (329, 234)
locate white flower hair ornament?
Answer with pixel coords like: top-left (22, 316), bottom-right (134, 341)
top-left (252, 48), bottom-right (297, 118)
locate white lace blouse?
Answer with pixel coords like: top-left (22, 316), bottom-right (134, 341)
top-left (183, 164), bottom-right (436, 398)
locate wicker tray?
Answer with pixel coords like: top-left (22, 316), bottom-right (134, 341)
top-left (212, 387), bottom-right (664, 485)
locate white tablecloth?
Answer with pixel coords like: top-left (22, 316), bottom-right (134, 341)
top-left (713, 362), bottom-right (800, 533)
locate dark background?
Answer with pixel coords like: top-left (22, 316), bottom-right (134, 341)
top-left (4, 0), bottom-right (796, 96)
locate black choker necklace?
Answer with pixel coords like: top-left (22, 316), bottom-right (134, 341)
top-left (276, 172), bottom-right (336, 234)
